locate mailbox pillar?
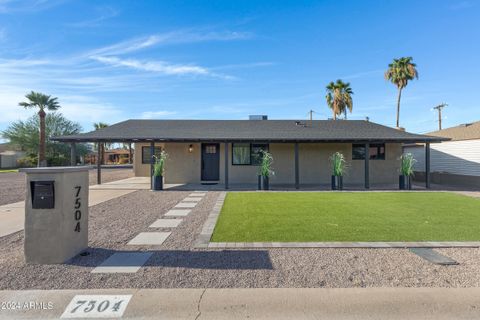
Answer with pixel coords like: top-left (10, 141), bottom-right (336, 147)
top-left (19, 166), bottom-right (90, 264)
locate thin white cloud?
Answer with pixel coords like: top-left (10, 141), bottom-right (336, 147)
top-left (140, 110), bottom-right (177, 119)
top-left (0, 0), bottom-right (67, 14)
top-left (67, 6), bottom-right (119, 28)
top-left (340, 69), bottom-right (384, 80)
top-left (88, 30), bottom-right (252, 56)
top-left (90, 55), bottom-right (210, 76)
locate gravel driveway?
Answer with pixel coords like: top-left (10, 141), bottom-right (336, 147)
top-left (1, 189), bottom-right (480, 290)
top-left (0, 168), bottom-right (133, 206)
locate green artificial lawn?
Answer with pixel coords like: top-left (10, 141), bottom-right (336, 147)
top-left (0, 169), bottom-right (18, 173)
top-left (211, 192), bottom-right (480, 242)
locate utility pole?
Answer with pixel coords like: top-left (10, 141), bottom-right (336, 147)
top-left (308, 109), bottom-right (314, 121)
top-left (433, 103), bottom-right (447, 130)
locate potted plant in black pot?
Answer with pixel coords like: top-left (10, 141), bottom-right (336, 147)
top-left (152, 150), bottom-right (168, 191)
top-left (399, 153), bottom-right (416, 190)
top-left (258, 150), bottom-right (274, 190)
top-left (330, 152), bottom-right (346, 190)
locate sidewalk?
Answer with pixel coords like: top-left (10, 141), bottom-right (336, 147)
top-left (1, 288), bottom-right (480, 319)
top-left (0, 178), bottom-right (144, 238)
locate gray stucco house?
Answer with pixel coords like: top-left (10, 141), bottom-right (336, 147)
top-left (53, 118), bottom-right (446, 189)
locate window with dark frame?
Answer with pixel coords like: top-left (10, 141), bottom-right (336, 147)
top-left (352, 143), bottom-right (385, 160)
top-left (142, 146), bottom-right (163, 164)
top-left (232, 143), bottom-right (269, 165)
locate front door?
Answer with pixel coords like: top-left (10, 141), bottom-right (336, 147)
top-left (201, 143), bottom-right (220, 181)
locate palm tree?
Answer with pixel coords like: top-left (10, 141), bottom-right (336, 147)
top-left (93, 122), bottom-right (109, 165)
top-left (19, 91), bottom-right (60, 167)
top-left (326, 80), bottom-right (353, 120)
top-left (385, 57), bottom-right (418, 128)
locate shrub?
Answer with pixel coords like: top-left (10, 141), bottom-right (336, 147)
top-left (259, 150), bottom-right (274, 177)
top-left (400, 153), bottom-right (416, 177)
top-left (153, 150), bottom-right (168, 176)
top-left (330, 152), bottom-right (346, 176)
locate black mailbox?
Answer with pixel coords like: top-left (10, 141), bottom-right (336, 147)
top-left (31, 181), bottom-right (55, 209)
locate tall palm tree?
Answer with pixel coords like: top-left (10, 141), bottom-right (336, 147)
top-left (385, 57), bottom-right (418, 128)
top-left (93, 122), bottom-right (109, 165)
top-left (326, 79), bottom-right (353, 120)
top-left (19, 91), bottom-right (60, 167)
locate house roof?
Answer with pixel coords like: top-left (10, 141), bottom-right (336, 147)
top-left (426, 121), bottom-right (480, 141)
top-left (52, 119), bottom-right (447, 143)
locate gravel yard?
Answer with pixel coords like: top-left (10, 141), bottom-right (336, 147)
top-left (0, 167), bottom-right (133, 206)
top-left (1, 189), bottom-right (480, 289)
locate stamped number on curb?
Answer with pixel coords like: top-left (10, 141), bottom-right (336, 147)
top-left (60, 295), bottom-right (132, 318)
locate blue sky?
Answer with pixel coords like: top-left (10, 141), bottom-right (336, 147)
top-left (0, 0), bottom-right (479, 137)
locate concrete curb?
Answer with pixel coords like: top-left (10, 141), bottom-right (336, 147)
top-left (2, 288), bottom-right (480, 319)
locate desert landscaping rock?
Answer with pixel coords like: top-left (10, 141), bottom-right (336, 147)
top-left (1, 189), bottom-right (480, 290)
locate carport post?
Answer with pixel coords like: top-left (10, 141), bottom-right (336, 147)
top-left (224, 142), bottom-right (229, 189)
top-left (294, 142), bottom-right (299, 189)
top-left (70, 142), bottom-right (76, 166)
top-left (97, 142), bottom-right (101, 184)
top-left (150, 141), bottom-right (155, 190)
top-left (364, 143), bottom-right (370, 189)
top-left (425, 142), bottom-right (430, 189)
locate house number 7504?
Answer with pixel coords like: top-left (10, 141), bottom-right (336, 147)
top-left (74, 186), bottom-right (81, 232)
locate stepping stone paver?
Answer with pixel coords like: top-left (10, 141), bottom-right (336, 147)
top-left (165, 209), bottom-right (191, 217)
top-left (174, 202), bottom-right (197, 208)
top-left (409, 248), bottom-right (459, 265)
top-left (128, 232), bottom-right (171, 245)
top-left (183, 197), bottom-right (202, 202)
top-left (189, 193), bottom-right (206, 197)
top-left (149, 219), bottom-right (183, 228)
top-left (91, 252), bottom-right (153, 273)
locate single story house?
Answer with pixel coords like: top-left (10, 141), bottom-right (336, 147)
top-left (53, 117), bottom-right (446, 189)
top-left (403, 121), bottom-right (480, 188)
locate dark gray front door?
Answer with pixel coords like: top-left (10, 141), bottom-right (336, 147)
top-left (201, 143), bottom-right (220, 181)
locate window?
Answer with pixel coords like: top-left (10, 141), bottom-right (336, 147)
top-left (251, 144), bottom-right (269, 165)
top-left (232, 143), bottom-right (269, 165)
top-left (205, 145), bottom-right (217, 154)
top-left (232, 143), bottom-right (250, 165)
top-left (142, 146), bottom-right (163, 164)
top-left (352, 143), bottom-right (385, 160)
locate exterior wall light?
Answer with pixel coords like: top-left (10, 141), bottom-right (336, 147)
top-left (188, 144), bottom-right (194, 153)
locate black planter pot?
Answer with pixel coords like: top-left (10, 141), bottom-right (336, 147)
top-left (153, 175), bottom-right (163, 191)
top-left (261, 175), bottom-right (269, 190)
top-left (331, 175), bottom-right (343, 190)
top-left (399, 175), bottom-right (411, 190)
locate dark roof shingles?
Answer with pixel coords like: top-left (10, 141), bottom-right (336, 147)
top-left (53, 120), bottom-right (446, 142)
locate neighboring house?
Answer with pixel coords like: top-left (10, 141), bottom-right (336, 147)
top-left (0, 143), bottom-right (25, 169)
top-left (403, 121), bottom-right (480, 188)
top-left (53, 117), bottom-right (445, 188)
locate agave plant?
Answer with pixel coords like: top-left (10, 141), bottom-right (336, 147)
top-left (400, 153), bottom-right (416, 177)
top-left (259, 150), bottom-right (274, 177)
top-left (153, 150), bottom-right (168, 177)
top-left (331, 152), bottom-right (346, 176)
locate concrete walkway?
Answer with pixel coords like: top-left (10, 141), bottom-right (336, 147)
top-left (1, 288), bottom-right (480, 319)
top-left (0, 178), bottom-right (144, 238)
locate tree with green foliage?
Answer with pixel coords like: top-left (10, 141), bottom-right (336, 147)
top-left (385, 57), bottom-right (418, 128)
top-left (2, 113), bottom-right (90, 166)
top-left (326, 80), bottom-right (353, 120)
top-left (18, 91), bottom-right (60, 166)
top-left (93, 122), bottom-right (109, 165)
